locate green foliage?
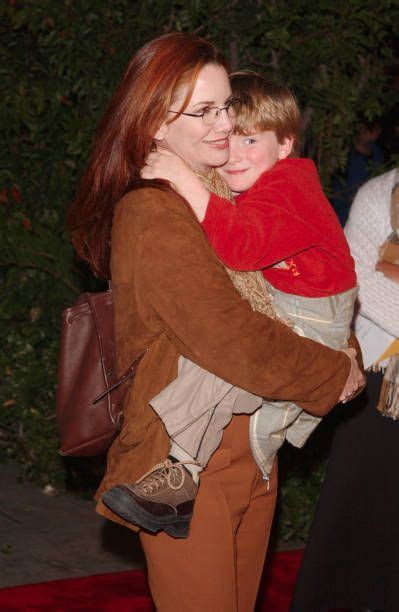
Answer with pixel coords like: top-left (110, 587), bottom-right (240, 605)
top-left (0, 0), bottom-right (397, 534)
top-left (278, 456), bottom-right (327, 542)
top-left (276, 413), bottom-right (337, 542)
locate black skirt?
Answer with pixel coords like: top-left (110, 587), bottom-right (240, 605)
top-left (291, 371), bottom-right (399, 612)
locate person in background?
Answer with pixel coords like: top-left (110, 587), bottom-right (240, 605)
top-left (68, 33), bottom-right (363, 611)
top-left (331, 119), bottom-right (384, 226)
top-left (291, 168), bottom-right (399, 612)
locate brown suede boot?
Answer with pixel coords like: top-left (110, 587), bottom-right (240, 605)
top-left (102, 459), bottom-right (198, 538)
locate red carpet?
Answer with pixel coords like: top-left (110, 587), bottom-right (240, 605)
top-left (0, 549), bottom-right (303, 611)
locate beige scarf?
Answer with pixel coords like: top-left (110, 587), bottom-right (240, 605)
top-left (199, 168), bottom-right (280, 320)
top-left (377, 354), bottom-right (399, 419)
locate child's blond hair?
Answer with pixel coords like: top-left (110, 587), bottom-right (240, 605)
top-left (230, 70), bottom-right (301, 156)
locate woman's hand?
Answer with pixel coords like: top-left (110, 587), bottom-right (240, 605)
top-left (141, 148), bottom-right (210, 222)
top-left (338, 347), bottom-right (366, 403)
top-left (375, 260), bottom-right (399, 283)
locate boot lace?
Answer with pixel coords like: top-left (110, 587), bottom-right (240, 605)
top-left (134, 459), bottom-right (198, 494)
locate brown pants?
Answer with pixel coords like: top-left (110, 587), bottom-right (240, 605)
top-left (140, 414), bottom-right (278, 612)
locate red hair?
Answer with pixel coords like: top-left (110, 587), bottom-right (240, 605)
top-left (230, 71), bottom-right (301, 156)
top-left (68, 33), bottom-right (227, 278)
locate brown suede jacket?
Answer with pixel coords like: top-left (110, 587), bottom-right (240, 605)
top-left (95, 185), bottom-right (355, 530)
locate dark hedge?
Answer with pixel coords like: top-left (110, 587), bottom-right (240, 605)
top-left (0, 0), bottom-right (397, 540)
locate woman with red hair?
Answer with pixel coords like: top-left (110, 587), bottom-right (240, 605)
top-left (68, 32), bottom-right (361, 611)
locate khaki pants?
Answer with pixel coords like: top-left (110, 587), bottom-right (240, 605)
top-left (140, 414), bottom-right (277, 612)
top-left (151, 287), bottom-right (357, 473)
top-left (150, 355), bottom-right (261, 466)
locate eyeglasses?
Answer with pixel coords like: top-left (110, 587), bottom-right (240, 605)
top-left (168, 98), bottom-right (240, 126)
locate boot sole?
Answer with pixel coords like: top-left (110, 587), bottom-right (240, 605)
top-left (102, 487), bottom-right (191, 539)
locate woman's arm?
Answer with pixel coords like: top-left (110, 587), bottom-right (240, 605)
top-left (116, 190), bottom-right (357, 415)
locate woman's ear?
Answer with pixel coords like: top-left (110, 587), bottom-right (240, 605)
top-left (278, 136), bottom-right (294, 159)
top-left (154, 122), bottom-right (169, 141)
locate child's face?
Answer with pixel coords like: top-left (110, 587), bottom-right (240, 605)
top-left (218, 131), bottom-right (292, 193)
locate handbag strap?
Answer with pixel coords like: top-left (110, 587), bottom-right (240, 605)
top-left (92, 349), bottom-right (147, 404)
top-left (90, 281), bottom-right (148, 405)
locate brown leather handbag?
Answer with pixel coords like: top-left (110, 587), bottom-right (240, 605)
top-left (56, 289), bottom-right (144, 456)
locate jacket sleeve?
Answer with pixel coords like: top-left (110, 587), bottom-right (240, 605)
top-left (131, 200), bottom-right (350, 416)
top-left (201, 186), bottom-right (319, 271)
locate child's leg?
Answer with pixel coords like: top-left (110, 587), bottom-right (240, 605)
top-left (192, 385), bottom-right (261, 467)
top-left (279, 286), bottom-right (357, 447)
top-left (270, 286), bottom-right (357, 351)
top-left (255, 286), bottom-right (357, 456)
top-left (101, 359), bottom-right (261, 537)
top-left (150, 355), bottom-right (234, 460)
top-left (250, 399), bottom-right (303, 477)
top-left (285, 410), bottom-right (321, 447)
top-left (169, 440), bottom-right (203, 483)
top-left (151, 356), bottom-right (261, 469)
top-left (102, 358), bottom-right (232, 534)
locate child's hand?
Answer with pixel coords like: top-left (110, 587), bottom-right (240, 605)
top-left (141, 148), bottom-right (210, 222)
top-left (141, 148), bottom-right (189, 186)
